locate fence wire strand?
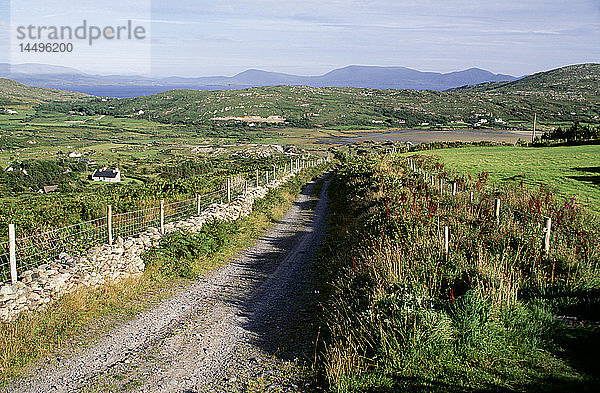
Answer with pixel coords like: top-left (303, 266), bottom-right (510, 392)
top-left (16, 217), bottom-right (108, 274)
top-left (405, 160), bottom-right (599, 254)
top-left (113, 206), bottom-right (160, 240)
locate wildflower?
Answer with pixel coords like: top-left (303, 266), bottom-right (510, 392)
top-left (564, 196), bottom-right (576, 210)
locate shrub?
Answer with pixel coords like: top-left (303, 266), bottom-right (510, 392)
top-left (143, 220), bottom-right (240, 278)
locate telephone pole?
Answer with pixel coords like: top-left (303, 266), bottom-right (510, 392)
top-left (532, 113), bottom-right (537, 143)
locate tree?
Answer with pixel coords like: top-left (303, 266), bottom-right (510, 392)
top-left (543, 122), bottom-right (599, 142)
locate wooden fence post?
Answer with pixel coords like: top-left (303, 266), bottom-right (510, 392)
top-left (439, 178), bottom-right (444, 193)
top-left (544, 216), bottom-right (552, 254)
top-left (107, 205), bottom-right (113, 246)
top-left (452, 182), bottom-right (457, 196)
top-left (495, 198), bottom-right (501, 225)
top-left (444, 226), bottom-right (449, 254)
top-left (160, 199), bottom-right (165, 234)
top-left (256, 169), bottom-right (259, 188)
top-left (272, 164), bottom-right (276, 180)
top-left (197, 195), bottom-right (201, 216)
top-left (227, 178), bottom-right (231, 203)
top-left (469, 191), bottom-right (473, 204)
top-left (244, 180), bottom-right (248, 195)
top-left (8, 224), bottom-right (17, 284)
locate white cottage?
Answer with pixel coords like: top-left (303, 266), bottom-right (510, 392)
top-left (91, 167), bottom-right (121, 183)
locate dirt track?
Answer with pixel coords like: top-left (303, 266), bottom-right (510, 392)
top-left (7, 174), bottom-right (331, 393)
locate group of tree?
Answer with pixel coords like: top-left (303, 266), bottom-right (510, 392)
top-left (0, 160), bottom-right (86, 193)
top-left (542, 122), bottom-right (599, 142)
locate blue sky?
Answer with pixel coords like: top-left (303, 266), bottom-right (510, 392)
top-left (1, 0), bottom-right (599, 77)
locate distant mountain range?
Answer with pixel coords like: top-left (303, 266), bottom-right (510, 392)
top-left (2, 63), bottom-right (598, 128)
top-left (0, 63), bottom-right (519, 97)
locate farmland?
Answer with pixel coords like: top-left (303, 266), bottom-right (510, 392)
top-left (413, 144), bottom-right (600, 214)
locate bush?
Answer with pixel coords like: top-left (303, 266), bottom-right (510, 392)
top-left (143, 220), bottom-right (240, 278)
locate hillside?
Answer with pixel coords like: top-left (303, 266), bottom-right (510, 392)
top-left (451, 63), bottom-right (600, 98)
top-left (34, 64), bottom-right (600, 129)
top-left (0, 78), bottom-right (89, 105)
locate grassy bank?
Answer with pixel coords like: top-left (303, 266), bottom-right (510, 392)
top-left (0, 164), bottom-right (329, 385)
top-left (316, 153), bottom-right (599, 392)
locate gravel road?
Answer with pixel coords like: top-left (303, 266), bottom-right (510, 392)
top-left (6, 174), bottom-right (331, 393)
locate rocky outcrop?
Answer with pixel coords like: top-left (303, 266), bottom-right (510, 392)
top-left (0, 171), bottom-right (298, 322)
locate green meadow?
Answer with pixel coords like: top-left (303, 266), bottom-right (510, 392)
top-left (418, 145), bottom-right (600, 214)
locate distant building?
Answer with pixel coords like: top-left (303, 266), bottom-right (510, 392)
top-left (43, 185), bottom-right (59, 193)
top-left (91, 167), bottom-right (121, 183)
top-left (68, 152), bottom-right (82, 158)
top-left (4, 166), bottom-right (28, 175)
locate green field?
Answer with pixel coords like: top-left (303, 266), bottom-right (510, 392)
top-left (417, 145), bottom-right (600, 214)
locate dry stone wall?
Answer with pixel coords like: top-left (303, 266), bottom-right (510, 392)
top-left (0, 171), bottom-right (298, 322)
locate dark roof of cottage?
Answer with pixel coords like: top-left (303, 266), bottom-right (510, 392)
top-left (92, 168), bottom-right (119, 178)
top-left (43, 185), bottom-right (59, 193)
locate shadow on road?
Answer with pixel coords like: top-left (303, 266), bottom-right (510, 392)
top-left (224, 174), bottom-right (330, 364)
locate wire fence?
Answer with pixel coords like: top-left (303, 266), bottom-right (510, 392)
top-left (164, 197), bottom-right (200, 225)
top-left (16, 217), bottom-right (109, 275)
top-left (404, 156), bottom-right (600, 256)
top-left (113, 206), bottom-right (160, 240)
top-left (0, 157), bottom-right (327, 284)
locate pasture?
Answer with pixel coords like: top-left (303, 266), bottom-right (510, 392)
top-left (417, 144), bottom-right (600, 214)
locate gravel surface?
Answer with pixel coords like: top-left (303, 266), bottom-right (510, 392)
top-left (6, 174), bottom-right (331, 393)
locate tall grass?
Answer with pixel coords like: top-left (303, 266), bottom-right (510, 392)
top-left (317, 153), bottom-right (600, 392)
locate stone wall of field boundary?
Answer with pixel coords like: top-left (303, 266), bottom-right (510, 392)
top-left (0, 170), bottom-right (302, 322)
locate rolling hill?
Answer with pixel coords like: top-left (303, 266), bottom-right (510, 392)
top-left (451, 63), bottom-right (600, 98)
top-left (1, 63), bottom-right (597, 133)
top-left (0, 78), bottom-right (89, 105)
top-left (29, 64), bottom-right (598, 130)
